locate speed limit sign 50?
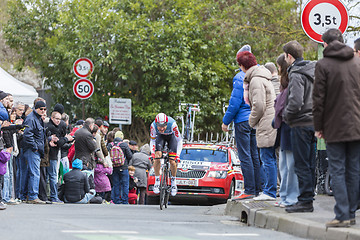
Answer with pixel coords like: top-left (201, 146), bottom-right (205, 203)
top-left (73, 79), bottom-right (94, 99)
top-left (301, 0), bottom-right (348, 43)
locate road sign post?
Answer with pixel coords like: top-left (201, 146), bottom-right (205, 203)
top-left (109, 98), bottom-right (132, 125)
top-left (301, 0), bottom-right (348, 43)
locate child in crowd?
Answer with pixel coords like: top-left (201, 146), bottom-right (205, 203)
top-left (94, 159), bottom-right (113, 203)
top-left (128, 165), bottom-right (138, 204)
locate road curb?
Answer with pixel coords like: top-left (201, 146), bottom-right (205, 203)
top-left (225, 200), bottom-right (360, 240)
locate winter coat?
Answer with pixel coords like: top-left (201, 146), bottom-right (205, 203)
top-left (22, 110), bottom-right (46, 158)
top-left (274, 88), bottom-right (292, 151)
top-left (74, 125), bottom-right (97, 170)
top-left (244, 65), bottom-right (277, 148)
top-left (62, 169), bottom-right (90, 203)
top-left (46, 119), bottom-right (69, 160)
top-left (222, 70), bottom-right (251, 125)
top-left (270, 76), bottom-right (281, 97)
top-left (283, 59), bottom-right (316, 127)
top-left (94, 163), bottom-right (112, 193)
top-left (0, 150), bottom-right (10, 175)
top-left (94, 131), bottom-right (105, 164)
top-left (129, 150), bottom-right (152, 188)
top-left (0, 102), bottom-right (9, 121)
top-left (313, 40), bottom-right (360, 143)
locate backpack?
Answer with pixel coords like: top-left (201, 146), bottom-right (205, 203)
top-left (110, 141), bottom-right (126, 167)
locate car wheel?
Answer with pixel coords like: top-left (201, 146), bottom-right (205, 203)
top-left (228, 181), bottom-right (235, 200)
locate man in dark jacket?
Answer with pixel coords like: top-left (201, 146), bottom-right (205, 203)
top-left (282, 40), bottom-right (316, 213)
top-left (313, 29), bottom-right (360, 228)
top-left (110, 131), bottom-right (133, 204)
top-left (74, 118), bottom-right (97, 170)
top-left (22, 101), bottom-right (47, 204)
top-left (45, 110), bottom-right (73, 203)
top-left (61, 159), bottom-right (95, 203)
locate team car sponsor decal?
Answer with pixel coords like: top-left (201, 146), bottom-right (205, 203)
top-left (178, 160), bottom-right (211, 170)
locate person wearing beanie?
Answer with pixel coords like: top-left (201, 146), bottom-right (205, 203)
top-left (22, 100), bottom-right (47, 204)
top-left (110, 130), bottom-right (133, 204)
top-left (222, 44), bottom-right (261, 201)
top-left (128, 140), bottom-right (139, 154)
top-left (0, 91), bottom-right (9, 121)
top-left (53, 103), bottom-right (64, 115)
top-left (61, 159), bottom-right (95, 203)
top-left (129, 144), bottom-right (152, 204)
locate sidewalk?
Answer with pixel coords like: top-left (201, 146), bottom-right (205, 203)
top-left (225, 194), bottom-right (360, 240)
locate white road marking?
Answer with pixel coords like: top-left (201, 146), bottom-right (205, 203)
top-left (62, 230), bottom-right (138, 234)
top-left (197, 233), bottom-right (259, 237)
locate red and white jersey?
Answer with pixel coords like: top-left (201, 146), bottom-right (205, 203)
top-left (150, 116), bottom-right (183, 155)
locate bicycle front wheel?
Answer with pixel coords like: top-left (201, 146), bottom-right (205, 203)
top-left (159, 167), bottom-right (167, 210)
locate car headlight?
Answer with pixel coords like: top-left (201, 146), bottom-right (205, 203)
top-left (208, 171), bottom-right (227, 179)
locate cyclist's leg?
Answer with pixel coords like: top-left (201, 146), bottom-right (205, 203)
top-left (154, 134), bottom-right (165, 176)
top-left (153, 135), bottom-right (165, 194)
top-left (168, 134), bottom-right (178, 196)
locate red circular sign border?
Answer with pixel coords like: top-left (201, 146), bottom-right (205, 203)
top-left (73, 79), bottom-right (94, 99)
top-left (301, 0), bottom-right (349, 43)
top-left (73, 58), bottom-right (94, 78)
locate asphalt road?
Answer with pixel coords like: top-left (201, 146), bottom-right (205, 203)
top-left (0, 203), bottom-right (304, 240)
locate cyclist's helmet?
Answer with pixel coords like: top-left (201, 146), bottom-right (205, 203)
top-left (155, 113), bottom-right (168, 128)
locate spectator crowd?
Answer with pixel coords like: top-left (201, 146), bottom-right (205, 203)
top-left (0, 97), bottom-right (152, 209)
top-left (223, 29), bottom-right (360, 228)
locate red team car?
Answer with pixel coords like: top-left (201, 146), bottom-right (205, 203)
top-left (147, 142), bottom-right (244, 204)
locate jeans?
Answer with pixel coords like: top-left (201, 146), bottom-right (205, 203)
top-left (18, 150), bottom-right (29, 201)
top-left (64, 189), bottom-right (96, 204)
top-left (2, 153), bottom-right (14, 202)
top-left (24, 149), bottom-right (41, 201)
top-left (111, 168), bottom-right (129, 204)
top-left (327, 141), bottom-right (360, 221)
top-left (15, 154), bottom-right (22, 199)
top-left (259, 147), bottom-right (277, 198)
top-left (291, 126), bottom-right (316, 203)
top-left (279, 150), bottom-right (299, 205)
top-left (47, 159), bottom-right (59, 201)
top-left (235, 121), bottom-right (261, 195)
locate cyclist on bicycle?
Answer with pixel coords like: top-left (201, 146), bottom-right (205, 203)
top-left (150, 113), bottom-right (182, 196)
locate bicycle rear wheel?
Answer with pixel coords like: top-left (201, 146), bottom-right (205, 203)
top-left (159, 167), bottom-right (167, 210)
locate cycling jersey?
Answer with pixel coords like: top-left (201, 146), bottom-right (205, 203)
top-left (150, 116), bottom-right (182, 155)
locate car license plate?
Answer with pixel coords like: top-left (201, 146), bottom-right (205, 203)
top-left (177, 179), bottom-right (198, 186)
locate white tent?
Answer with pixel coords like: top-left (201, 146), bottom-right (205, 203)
top-left (0, 66), bottom-right (38, 106)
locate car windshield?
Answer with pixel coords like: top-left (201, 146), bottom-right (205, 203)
top-left (180, 148), bottom-right (227, 163)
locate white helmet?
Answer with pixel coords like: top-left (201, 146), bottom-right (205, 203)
top-left (155, 113), bottom-right (168, 127)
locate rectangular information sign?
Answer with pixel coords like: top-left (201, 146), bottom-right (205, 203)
top-left (109, 98), bottom-right (131, 125)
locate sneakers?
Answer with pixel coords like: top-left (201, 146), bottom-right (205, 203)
top-left (232, 194), bottom-right (255, 201)
top-left (253, 193), bottom-right (276, 201)
top-left (51, 199), bottom-right (64, 204)
top-left (285, 201), bottom-right (313, 213)
top-left (27, 198), bottom-right (46, 204)
top-left (171, 185), bottom-right (177, 196)
top-left (3, 199), bottom-right (20, 205)
top-left (326, 219), bottom-right (350, 228)
top-left (0, 202), bottom-right (6, 210)
top-left (153, 180), bottom-right (160, 194)
top-left (350, 218), bottom-right (356, 225)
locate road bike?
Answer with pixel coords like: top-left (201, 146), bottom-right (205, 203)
top-left (159, 151), bottom-right (171, 210)
top-left (179, 102), bottom-right (200, 142)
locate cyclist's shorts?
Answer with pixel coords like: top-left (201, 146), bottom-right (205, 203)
top-left (155, 133), bottom-right (177, 154)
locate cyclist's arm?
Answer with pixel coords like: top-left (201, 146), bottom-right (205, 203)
top-left (171, 122), bottom-right (183, 156)
top-left (150, 123), bottom-right (157, 155)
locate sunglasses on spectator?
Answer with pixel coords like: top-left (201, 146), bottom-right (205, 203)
top-left (39, 108), bottom-right (47, 111)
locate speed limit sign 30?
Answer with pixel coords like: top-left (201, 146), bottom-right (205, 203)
top-left (73, 79), bottom-right (94, 99)
top-left (301, 0), bottom-right (348, 43)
